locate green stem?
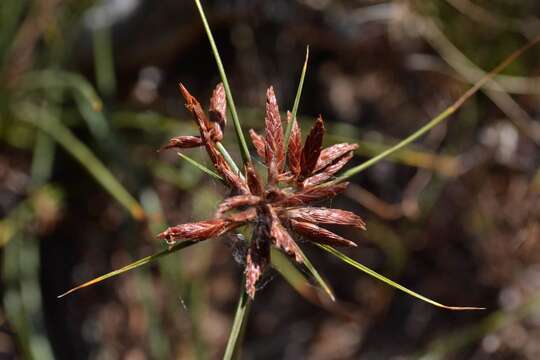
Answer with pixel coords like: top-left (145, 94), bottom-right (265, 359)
top-left (177, 152), bottom-right (223, 181)
top-left (223, 284), bottom-right (251, 360)
top-left (332, 35), bottom-right (540, 183)
top-left (194, 0), bottom-right (251, 165)
top-left (284, 46), bottom-right (309, 150)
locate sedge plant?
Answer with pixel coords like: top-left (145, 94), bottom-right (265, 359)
top-left (59, 1), bottom-right (540, 358)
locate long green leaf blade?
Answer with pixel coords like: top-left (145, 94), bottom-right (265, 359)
top-left (193, 0), bottom-right (251, 165)
top-left (284, 46), bottom-right (309, 150)
top-left (297, 246), bottom-right (335, 301)
top-left (317, 244), bottom-right (484, 310)
top-left (58, 240), bottom-right (198, 298)
top-left (15, 103), bottom-right (145, 220)
top-left (223, 283), bottom-right (251, 360)
top-left (177, 152), bottom-right (224, 181)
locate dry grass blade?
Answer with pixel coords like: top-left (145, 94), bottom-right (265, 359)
top-left (317, 244), bottom-right (484, 310)
top-left (58, 240), bottom-right (199, 298)
top-left (331, 35), bottom-right (540, 183)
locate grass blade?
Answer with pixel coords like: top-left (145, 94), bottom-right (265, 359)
top-left (317, 244), bottom-right (484, 310)
top-left (298, 246), bottom-right (335, 301)
top-left (58, 240), bottom-right (198, 298)
top-left (223, 284), bottom-right (251, 360)
top-left (284, 46), bottom-right (309, 150)
top-left (271, 247), bottom-right (324, 302)
top-left (331, 35), bottom-right (540, 183)
top-left (193, 0), bottom-right (251, 165)
top-left (15, 103), bottom-right (144, 220)
top-left (177, 152), bottom-right (224, 181)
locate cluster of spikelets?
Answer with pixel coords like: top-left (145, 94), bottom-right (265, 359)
top-left (159, 83), bottom-right (366, 298)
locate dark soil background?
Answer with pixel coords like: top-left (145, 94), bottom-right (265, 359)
top-left (1, 0), bottom-right (540, 359)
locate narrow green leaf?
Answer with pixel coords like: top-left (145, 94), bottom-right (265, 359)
top-left (15, 103), bottom-right (145, 220)
top-left (20, 70), bottom-right (103, 112)
top-left (177, 152), bottom-right (224, 181)
top-left (223, 283), bottom-right (251, 360)
top-left (271, 247), bottom-right (322, 302)
top-left (284, 46), bottom-right (310, 150)
top-left (58, 240), bottom-right (198, 298)
top-left (297, 246), bottom-right (335, 301)
top-left (331, 36), bottom-right (540, 183)
top-left (317, 244), bottom-right (483, 310)
top-left (193, 0), bottom-right (251, 165)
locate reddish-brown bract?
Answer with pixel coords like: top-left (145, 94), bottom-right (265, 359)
top-left (160, 84), bottom-right (365, 299)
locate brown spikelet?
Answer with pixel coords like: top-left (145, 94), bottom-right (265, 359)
top-left (161, 135), bottom-right (203, 150)
top-left (157, 219), bottom-right (231, 245)
top-left (303, 151), bottom-right (354, 187)
top-left (315, 143), bottom-right (358, 172)
top-left (249, 129), bottom-right (267, 160)
top-left (286, 207), bottom-right (366, 230)
top-left (265, 86), bottom-right (285, 172)
top-left (178, 83), bottom-right (212, 134)
top-left (265, 140), bottom-right (279, 186)
top-left (278, 182), bottom-right (349, 207)
top-left (245, 224), bottom-right (270, 299)
top-left (245, 245), bottom-right (266, 299)
top-left (289, 219), bottom-right (357, 247)
top-left (287, 111), bottom-right (302, 178)
top-left (209, 82), bottom-right (227, 127)
top-left (216, 195), bottom-right (261, 218)
top-left (300, 116), bottom-right (325, 178)
top-left (245, 164), bottom-right (264, 196)
top-left (268, 206), bottom-right (303, 262)
top-left (224, 208), bottom-right (257, 223)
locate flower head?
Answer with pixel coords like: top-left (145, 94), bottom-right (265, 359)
top-left (160, 83), bottom-right (365, 298)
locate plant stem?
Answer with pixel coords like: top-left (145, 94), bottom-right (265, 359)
top-left (193, 0), bottom-right (251, 165)
top-left (332, 35), bottom-right (540, 183)
top-left (223, 284), bottom-right (252, 360)
top-left (284, 46), bottom-right (309, 150)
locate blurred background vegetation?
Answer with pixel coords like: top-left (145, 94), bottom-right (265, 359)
top-left (1, 0), bottom-right (540, 359)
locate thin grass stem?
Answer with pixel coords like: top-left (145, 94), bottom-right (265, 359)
top-left (332, 35), bottom-right (540, 183)
top-left (177, 152), bottom-right (224, 181)
top-left (284, 46), bottom-right (309, 150)
top-left (317, 244), bottom-right (484, 310)
top-left (223, 284), bottom-right (251, 360)
top-left (193, 0), bottom-right (251, 165)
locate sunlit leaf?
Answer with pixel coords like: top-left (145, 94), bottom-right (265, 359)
top-left (223, 283), bottom-right (251, 360)
top-left (284, 45), bottom-right (309, 149)
top-left (58, 240), bottom-right (198, 298)
top-left (177, 152), bottom-right (224, 181)
top-left (317, 244), bottom-right (484, 311)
